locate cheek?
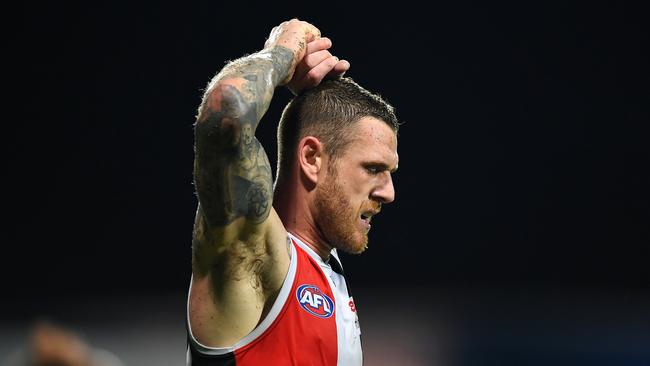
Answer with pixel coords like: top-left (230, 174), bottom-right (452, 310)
top-left (338, 176), bottom-right (363, 199)
top-left (347, 182), bottom-right (373, 208)
top-left (334, 167), bottom-right (371, 199)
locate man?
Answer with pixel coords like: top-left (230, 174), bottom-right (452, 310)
top-left (187, 19), bottom-right (399, 365)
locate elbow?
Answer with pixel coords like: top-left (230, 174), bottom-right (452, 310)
top-left (195, 81), bottom-right (251, 149)
top-left (195, 113), bottom-right (242, 151)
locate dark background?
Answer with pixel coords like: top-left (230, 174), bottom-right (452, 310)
top-left (5, 1), bottom-right (649, 365)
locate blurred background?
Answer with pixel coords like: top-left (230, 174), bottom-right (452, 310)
top-left (5, 1), bottom-right (649, 365)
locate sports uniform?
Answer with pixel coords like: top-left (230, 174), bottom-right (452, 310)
top-left (187, 233), bottom-right (362, 365)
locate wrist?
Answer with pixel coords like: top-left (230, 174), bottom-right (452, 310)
top-left (259, 45), bottom-right (296, 86)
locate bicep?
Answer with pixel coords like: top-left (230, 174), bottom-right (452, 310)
top-left (191, 75), bottom-right (281, 271)
top-left (195, 136), bottom-right (273, 229)
top-left (191, 136), bottom-right (275, 274)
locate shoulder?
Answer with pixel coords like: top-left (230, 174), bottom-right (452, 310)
top-left (188, 208), bottom-right (290, 347)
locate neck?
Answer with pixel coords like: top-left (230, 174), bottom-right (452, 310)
top-left (274, 175), bottom-right (332, 260)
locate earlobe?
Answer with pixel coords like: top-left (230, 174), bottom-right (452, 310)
top-left (298, 136), bottom-right (322, 185)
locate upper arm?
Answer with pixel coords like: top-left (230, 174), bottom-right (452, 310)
top-left (189, 84), bottom-right (288, 345)
top-left (187, 42), bottom-right (297, 347)
top-left (194, 94), bottom-right (272, 223)
top-left (193, 80), bottom-right (276, 253)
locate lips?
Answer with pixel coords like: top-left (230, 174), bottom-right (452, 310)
top-left (360, 212), bottom-right (373, 222)
top-left (359, 208), bottom-right (380, 230)
top-left (361, 207), bottom-right (380, 219)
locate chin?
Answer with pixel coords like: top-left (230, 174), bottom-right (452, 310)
top-left (336, 232), bottom-right (368, 255)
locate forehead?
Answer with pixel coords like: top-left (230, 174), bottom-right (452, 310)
top-left (343, 117), bottom-right (398, 166)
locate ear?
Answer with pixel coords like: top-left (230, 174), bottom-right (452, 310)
top-left (298, 136), bottom-right (323, 185)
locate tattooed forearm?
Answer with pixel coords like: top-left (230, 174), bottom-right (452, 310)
top-left (198, 46), bottom-right (294, 125)
top-left (193, 45), bottom-right (293, 229)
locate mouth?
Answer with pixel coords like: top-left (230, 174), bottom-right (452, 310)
top-left (359, 210), bottom-right (379, 230)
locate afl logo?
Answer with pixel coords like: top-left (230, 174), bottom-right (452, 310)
top-left (296, 284), bottom-right (334, 318)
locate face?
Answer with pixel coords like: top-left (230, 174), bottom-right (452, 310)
top-left (242, 123), bottom-right (253, 146)
top-left (314, 117), bottom-right (399, 254)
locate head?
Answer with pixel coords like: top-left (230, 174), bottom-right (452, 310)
top-left (276, 77), bottom-right (399, 254)
top-left (242, 122), bottom-right (253, 146)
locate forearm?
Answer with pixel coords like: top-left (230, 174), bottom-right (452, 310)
top-left (196, 45), bottom-right (295, 129)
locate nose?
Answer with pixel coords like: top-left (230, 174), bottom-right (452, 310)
top-left (371, 172), bottom-right (395, 204)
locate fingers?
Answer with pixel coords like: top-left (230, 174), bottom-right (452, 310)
top-left (293, 38), bottom-right (332, 78)
top-left (330, 59), bottom-right (350, 76)
top-left (299, 56), bottom-right (340, 88)
top-left (284, 28), bottom-right (351, 94)
top-left (300, 56), bottom-right (350, 84)
top-left (288, 57), bottom-right (350, 94)
top-left (293, 37), bottom-right (347, 81)
top-left (305, 49), bottom-right (334, 66)
top-left (294, 49), bottom-right (333, 78)
top-left (306, 37), bottom-right (332, 55)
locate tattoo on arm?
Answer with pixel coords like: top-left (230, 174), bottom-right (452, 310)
top-left (193, 46), bottom-right (294, 229)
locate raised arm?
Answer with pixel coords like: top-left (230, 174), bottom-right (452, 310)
top-left (193, 21), bottom-right (317, 256)
top-left (190, 20), bottom-right (351, 347)
top-left (193, 19), bottom-right (349, 269)
top-left (195, 27), bottom-right (304, 222)
top-left (193, 19), bottom-right (351, 257)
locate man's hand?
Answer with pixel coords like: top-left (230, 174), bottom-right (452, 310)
top-left (263, 19), bottom-right (349, 94)
top-left (264, 19), bottom-right (322, 85)
top-left (287, 37), bottom-right (350, 95)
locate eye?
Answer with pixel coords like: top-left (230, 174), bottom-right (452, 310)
top-left (364, 165), bottom-right (382, 175)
